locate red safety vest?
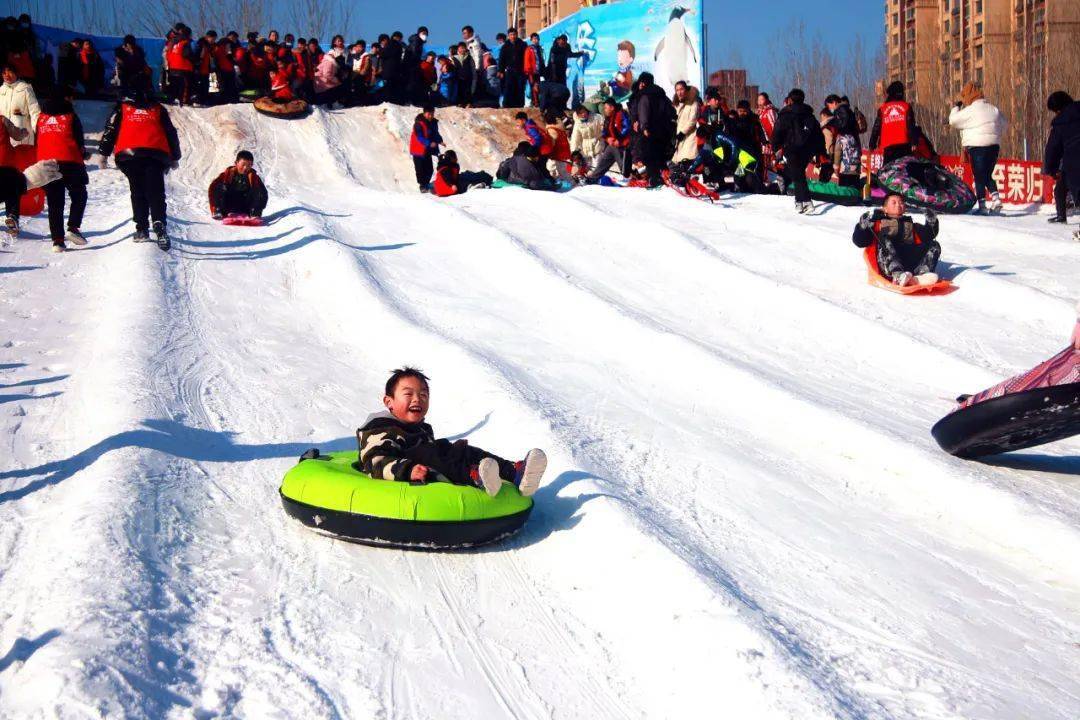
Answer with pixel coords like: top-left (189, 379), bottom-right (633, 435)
top-left (36, 113), bottom-right (83, 164)
top-left (547, 125), bottom-right (571, 162)
top-left (168, 38), bottom-right (194, 72)
top-left (213, 43), bottom-right (235, 73)
top-left (410, 118), bottom-right (433, 156)
top-left (114, 104), bottom-right (171, 155)
top-left (434, 164), bottom-right (458, 196)
top-left (878, 100), bottom-right (911, 148)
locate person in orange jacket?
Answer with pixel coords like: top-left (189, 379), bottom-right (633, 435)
top-left (209, 150), bottom-right (268, 219)
top-left (36, 87), bottom-right (89, 252)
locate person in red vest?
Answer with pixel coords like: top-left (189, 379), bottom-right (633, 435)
top-left (97, 87), bottom-right (182, 250)
top-left (432, 150), bottom-right (493, 197)
top-left (77, 40), bottom-right (105, 98)
top-left (869, 81), bottom-right (919, 166)
top-left (193, 30), bottom-right (217, 106)
top-left (166, 24), bottom-right (196, 106)
top-left (209, 150), bottom-right (268, 219)
top-left (36, 87), bottom-right (89, 252)
top-left (584, 98), bottom-right (631, 183)
top-left (213, 34), bottom-right (238, 104)
top-left (543, 109), bottom-right (572, 180)
top-left (515, 111), bottom-right (554, 158)
top-left (409, 104), bottom-right (443, 192)
top-left (292, 38), bottom-right (311, 100)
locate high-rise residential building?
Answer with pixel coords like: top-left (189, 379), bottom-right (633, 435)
top-left (883, 0), bottom-right (1080, 158)
top-left (707, 69), bottom-right (759, 106)
top-left (507, 0), bottom-right (611, 36)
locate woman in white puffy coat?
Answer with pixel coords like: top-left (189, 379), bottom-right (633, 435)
top-left (0, 64), bottom-right (40, 148)
top-left (569, 105), bottom-right (604, 162)
top-left (672, 81), bottom-right (700, 163)
top-left (949, 81), bottom-right (1007, 213)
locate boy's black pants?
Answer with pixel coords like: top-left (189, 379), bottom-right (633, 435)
top-left (413, 154), bottom-right (433, 189)
top-left (405, 439), bottom-right (515, 485)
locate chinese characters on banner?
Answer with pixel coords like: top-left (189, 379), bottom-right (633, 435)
top-left (860, 151), bottom-right (1056, 205)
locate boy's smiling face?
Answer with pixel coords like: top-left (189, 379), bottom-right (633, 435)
top-left (384, 376), bottom-right (430, 423)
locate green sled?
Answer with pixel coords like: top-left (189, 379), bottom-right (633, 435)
top-left (279, 451), bottom-right (533, 549)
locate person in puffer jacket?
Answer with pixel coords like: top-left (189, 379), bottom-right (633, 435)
top-left (852, 192), bottom-right (941, 288)
top-left (672, 81), bottom-right (701, 163)
top-left (570, 105), bottom-right (604, 162)
top-left (949, 82), bottom-right (1007, 214)
top-left (357, 367), bottom-right (547, 498)
top-left (432, 150), bottom-right (493, 197)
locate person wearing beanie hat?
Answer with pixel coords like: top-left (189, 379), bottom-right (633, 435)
top-left (1043, 90), bottom-right (1080, 234)
top-left (949, 81), bottom-right (1007, 214)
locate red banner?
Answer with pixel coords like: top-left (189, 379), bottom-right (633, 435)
top-left (860, 151), bottom-right (1055, 205)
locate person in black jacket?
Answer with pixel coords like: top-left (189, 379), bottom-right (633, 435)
top-left (497, 141), bottom-right (556, 190)
top-left (631, 73), bottom-right (674, 187)
top-left (826, 94), bottom-right (863, 187)
top-left (726, 100), bottom-right (765, 163)
top-left (770, 87), bottom-right (825, 214)
top-left (405, 26), bottom-right (428, 104)
top-left (497, 27), bottom-right (527, 108)
top-left (1043, 90), bottom-right (1080, 235)
top-left (97, 88), bottom-right (182, 249)
top-left (56, 38), bottom-right (82, 92)
top-left (547, 34), bottom-right (584, 85)
top-left (852, 193), bottom-right (940, 287)
top-left (379, 33), bottom-right (406, 104)
top-left (114, 35), bottom-right (150, 97)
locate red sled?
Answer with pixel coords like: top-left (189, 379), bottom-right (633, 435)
top-left (663, 170), bottom-right (720, 203)
top-left (221, 214), bottom-right (265, 227)
top-left (14, 145), bottom-right (43, 216)
top-left (864, 243), bottom-right (955, 295)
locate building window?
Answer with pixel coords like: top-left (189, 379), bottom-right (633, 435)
top-left (975, 43), bottom-right (983, 59)
top-left (975, 22), bottom-right (982, 35)
top-left (944, 19), bottom-right (950, 33)
top-left (975, 0), bottom-right (982, 12)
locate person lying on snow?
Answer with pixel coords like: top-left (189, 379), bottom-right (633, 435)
top-left (954, 303), bottom-right (1080, 409)
top-left (852, 192), bottom-right (941, 288)
top-left (432, 150), bottom-right (493, 196)
top-left (357, 367), bottom-right (547, 497)
top-left (209, 150), bottom-right (268, 219)
top-left (496, 141), bottom-right (557, 190)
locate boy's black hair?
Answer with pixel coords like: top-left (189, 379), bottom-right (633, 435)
top-left (1047, 90), bottom-right (1074, 113)
top-left (787, 88), bottom-right (805, 104)
top-left (385, 367), bottom-right (430, 396)
top-left (824, 93), bottom-right (840, 104)
top-left (422, 103), bottom-right (435, 114)
top-left (236, 150), bottom-right (254, 162)
top-left (736, 99), bottom-right (750, 110)
top-left (462, 25), bottom-right (474, 34)
top-left (514, 110), bottom-right (529, 120)
top-left (884, 191), bottom-right (904, 204)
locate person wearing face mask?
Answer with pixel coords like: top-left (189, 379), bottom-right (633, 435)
top-left (0, 63), bottom-right (39, 148)
top-left (405, 27), bottom-right (429, 105)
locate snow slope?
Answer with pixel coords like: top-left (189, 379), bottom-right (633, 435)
top-left (1, 101), bottom-right (1079, 720)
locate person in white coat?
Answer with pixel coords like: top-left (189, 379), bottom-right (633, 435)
top-left (461, 26), bottom-right (484, 99)
top-left (672, 81), bottom-right (700, 163)
top-left (570, 105), bottom-right (604, 163)
top-left (949, 81), bottom-right (1007, 213)
top-left (0, 64), bottom-right (40, 148)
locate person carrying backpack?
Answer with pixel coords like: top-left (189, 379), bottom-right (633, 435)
top-left (770, 88), bottom-right (825, 214)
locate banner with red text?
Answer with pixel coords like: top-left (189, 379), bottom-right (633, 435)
top-left (860, 151), bottom-right (1054, 205)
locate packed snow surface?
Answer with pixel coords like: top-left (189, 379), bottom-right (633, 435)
top-left (2, 101), bottom-right (1079, 720)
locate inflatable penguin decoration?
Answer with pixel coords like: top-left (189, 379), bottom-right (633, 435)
top-left (653, 6), bottom-right (698, 91)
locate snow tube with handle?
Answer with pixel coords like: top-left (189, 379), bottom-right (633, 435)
top-left (491, 178), bottom-right (573, 192)
top-left (807, 180), bottom-right (864, 206)
top-left (253, 97), bottom-right (310, 120)
top-left (279, 450), bottom-right (533, 549)
top-left (931, 384), bottom-right (1080, 458)
top-left (14, 146), bottom-right (44, 216)
top-left (863, 242), bottom-right (954, 295)
top-left (876, 156), bottom-right (976, 214)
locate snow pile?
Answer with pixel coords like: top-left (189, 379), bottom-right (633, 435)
top-left (1, 101), bottom-right (1079, 719)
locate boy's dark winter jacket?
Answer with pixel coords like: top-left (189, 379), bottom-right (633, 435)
top-left (357, 411), bottom-right (436, 481)
top-left (771, 101), bottom-right (825, 156)
top-left (1043, 101), bottom-right (1080, 184)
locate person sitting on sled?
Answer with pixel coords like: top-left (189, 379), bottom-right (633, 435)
top-left (432, 150), bottom-right (493, 197)
top-left (852, 192), bottom-right (941, 288)
top-left (680, 126), bottom-right (761, 193)
top-left (357, 367), bottom-right (547, 497)
top-left (209, 150), bottom-right (268, 220)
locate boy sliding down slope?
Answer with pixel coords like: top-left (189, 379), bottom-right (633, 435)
top-left (852, 192), bottom-right (941, 288)
top-left (358, 368), bottom-right (547, 497)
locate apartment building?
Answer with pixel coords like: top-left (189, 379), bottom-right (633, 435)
top-left (883, 0), bottom-right (1080, 156)
top-left (507, 0), bottom-right (612, 35)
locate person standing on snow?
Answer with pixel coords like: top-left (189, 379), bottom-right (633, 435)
top-left (869, 80), bottom-right (918, 165)
top-left (1043, 90), bottom-right (1080, 238)
top-left (114, 35), bottom-right (151, 99)
top-left (547, 34), bottom-right (584, 86)
top-left (35, 86), bottom-right (89, 252)
top-left (461, 26), bottom-right (484, 100)
top-left (631, 72), bottom-right (675, 187)
top-left (0, 62), bottom-right (39, 148)
top-left (948, 82), bottom-right (1007, 214)
top-left (165, 24), bottom-right (196, 106)
top-left (770, 87), bottom-right (824, 214)
top-left (498, 27), bottom-right (527, 109)
top-left (825, 94), bottom-right (862, 188)
top-left (671, 81), bottom-right (701, 165)
top-left (409, 104), bottom-right (443, 193)
top-left (97, 87), bottom-right (182, 250)
top-left (524, 33), bottom-right (546, 107)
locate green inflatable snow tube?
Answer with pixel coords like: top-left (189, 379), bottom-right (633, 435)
top-left (807, 180), bottom-right (865, 206)
top-left (279, 451), bottom-right (533, 549)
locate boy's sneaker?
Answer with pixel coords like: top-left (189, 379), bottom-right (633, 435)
top-left (476, 458), bottom-right (503, 498)
top-left (5, 216), bottom-right (18, 238)
top-left (152, 221), bottom-right (170, 251)
top-left (132, 228), bottom-right (151, 242)
top-left (51, 242), bottom-right (66, 253)
top-left (892, 271), bottom-right (914, 287)
top-left (65, 228), bottom-right (87, 246)
top-left (989, 192), bottom-right (1002, 213)
top-left (513, 449), bottom-right (547, 497)
top-left (915, 272), bottom-right (939, 286)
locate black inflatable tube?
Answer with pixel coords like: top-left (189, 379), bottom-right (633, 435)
top-left (931, 383), bottom-right (1080, 458)
top-left (280, 491), bottom-right (533, 550)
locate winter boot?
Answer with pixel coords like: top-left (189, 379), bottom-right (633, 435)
top-left (513, 449), bottom-right (547, 497)
top-left (1048, 215), bottom-right (1067, 223)
top-left (475, 458), bottom-right (504, 498)
top-left (65, 228), bottom-right (87, 246)
top-left (132, 228), bottom-right (151, 242)
top-left (51, 241), bottom-right (66, 253)
top-left (975, 199), bottom-right (986, 215)
top-left (915, 272), bottom-right (939, 286)
top-left (152, 221), bottom-right (170, 252)
top-left (892, 271), bottom-right (914, 287)
top-left (989, 192), bottom-right (1002, 214)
